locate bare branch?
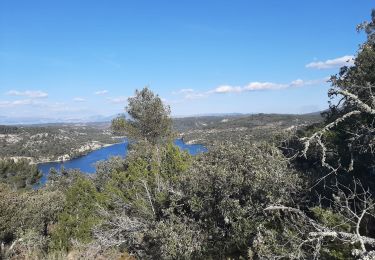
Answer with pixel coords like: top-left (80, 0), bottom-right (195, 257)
top-left (301, 110), bottom-right (361, 159)
top-left (265, 194), bottom-right (375, 256)
top-left (337, 90), bottom-right (375, 115)
top-left (141, 180), bottom-right (156, 217)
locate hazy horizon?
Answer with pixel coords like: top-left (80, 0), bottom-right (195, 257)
top-left (0, 110), bottom-right (324, 125)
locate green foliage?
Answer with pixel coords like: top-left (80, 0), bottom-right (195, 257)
top-left (90, 140), bottom-right (301, 259)
top-left (94, 156), bottom-right (127, 191)
top-left (310, 206), bottom-right (352, 232)
top-left (103, 141), bottom-right (191, 220)
top-left (160, 142), bottom-right (190, 181)
top-left (0, 183), bottom-right (64, 243)
top-left (319, 9), bottom-right (375, 182)
top-left (4, 229), bottom-right (50, 259)
top-left (320, 242), bottom-right (358, 260)
top-left (145, 216), bottom-right (206, 259)
top-left (103, 144), bottom-right (159, 217)
top-left (0, 159), bottom-right (41, 189)
top-left (155, 141), bottom-right (301, 258)
top-left (50, 176), bottom-right (104, 251)
top-left (250, 208), bottom-right (361, 259)
top-left (46, 167), bottom-right (84, 191)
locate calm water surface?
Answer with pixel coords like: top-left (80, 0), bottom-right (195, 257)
top-left (38, 139), bottom-right (207, 184)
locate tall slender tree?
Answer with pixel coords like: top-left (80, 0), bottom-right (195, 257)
top-left (112, 87), bottom-right (172, 145)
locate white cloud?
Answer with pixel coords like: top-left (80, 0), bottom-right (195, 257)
top-left (212, 77), bottom-right (331, 94)
top-left (0, 99), bottom-right (41, 108)
top-left (290, 79), bottom-right (305, 87)
top-left (185, 92), bottom-right (209, 99)
top-left (0, 101), bottom-right (17, 107)
top-left (213, 85), bottom-right (242, 94)
top-left (211, 79), bottom-right (305, 94)
top-left (12, 99), bottom-right (33, 105)
top-left (73, 97), bottom-right (86, 102)
top-left (173, 88), bottom-right (195, 94)
top-left (244, 82), bottom-right (287, 91)
top-left (94, 90), bottom-right (109, 95)
top-left (106, 96), bottom-right (128, 104)
top-left (50, 104), bottom-right (88, 113)
top-left (180, 88), bottom-right (194, 93)
top-left (6, 90), bottom-right (48, 98)
top-left (306, 55), bottom-right (355, 69)
top-left (172, 88), bottom-right (208, 99)
top-left (171, 77), bottom-right (328, 102)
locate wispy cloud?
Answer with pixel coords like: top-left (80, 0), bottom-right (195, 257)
top-left (49, 103), bottom-right (89, 113)
top-left (94, 90), bottom-right (109, 95)
top-left (211, 79), bottom-right (313, 94)
top-left (184, 92), bottom-right (208, 100)
top-left (306, 55), bottom-right (355, 69)
top-left (172, 88), bottom-right (208, 100)
top-left (6, 90), bottom-right (48, 98)
top-left (0, 99), bottom-right (43, 108)
top-left (172, 88), bottom-right (195, 95)
top-left (172, 78), bottom-right (328, 100)
top-left (73, 97), bottom-right (86, 102)
top-left (106, 96), bottom-right (128, 104)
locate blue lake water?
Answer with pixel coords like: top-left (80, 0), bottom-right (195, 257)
top-left (38, 139), bottom-right (207, 184)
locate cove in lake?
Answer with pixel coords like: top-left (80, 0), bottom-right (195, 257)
top-left (38, 139), bottom-right (207, 184)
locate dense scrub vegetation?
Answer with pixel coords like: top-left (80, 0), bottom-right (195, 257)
top-left (0, 159), bottom-right (41, 189)
top-left (1, 10), bottom-right (375, 260)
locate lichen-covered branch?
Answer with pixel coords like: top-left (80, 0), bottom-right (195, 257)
top-left (265, 179), bottom-right (375, 257)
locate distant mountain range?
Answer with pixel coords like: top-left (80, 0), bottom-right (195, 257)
top-left (172, 113), bottom-right (245, 118)
top-left (0, 113), bottom-right (239, 125)
top-left (0, 114), bottom-right (119, 125)
top-left (0, 111), bottom-right (323, 125)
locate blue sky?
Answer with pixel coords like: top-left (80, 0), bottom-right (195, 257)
top-left (0, 0), bottom-right (373, 120)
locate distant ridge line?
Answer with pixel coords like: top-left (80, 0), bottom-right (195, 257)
top-left (0, 111), bottom-right (324, 126)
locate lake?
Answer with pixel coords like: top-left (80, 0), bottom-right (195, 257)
top-left (38, 139), bottom-right (207, 184)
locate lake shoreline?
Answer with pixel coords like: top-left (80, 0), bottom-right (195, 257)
top-left (3, 139), bottom-right (205, 166)
top-left (37, 139), bottom-right (207, 185)
top-left (0, 142), bottom-right (124, 165)
top-left (34, 142), bottom-right (123, 165)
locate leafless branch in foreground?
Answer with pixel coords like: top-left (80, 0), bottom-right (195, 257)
top-left (264, 180), bottom-right (375, 258)
top-left (301, 87), bottom-right (375, 175)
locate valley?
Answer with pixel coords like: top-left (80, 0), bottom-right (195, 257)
top-left (0, 113), bottom-right (322, 164)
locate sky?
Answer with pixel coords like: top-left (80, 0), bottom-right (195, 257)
top-left (0, 0), bottom-right (374, 121)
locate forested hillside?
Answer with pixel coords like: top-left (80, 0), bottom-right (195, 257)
top-left (0, 125), bottom-right (121, 163)
top-left (0, 113), bottom-right (321, 163)
top-left (1, 9), bottom-right (375, 260)
top-left (174, 113), bottom-right (322, 146)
